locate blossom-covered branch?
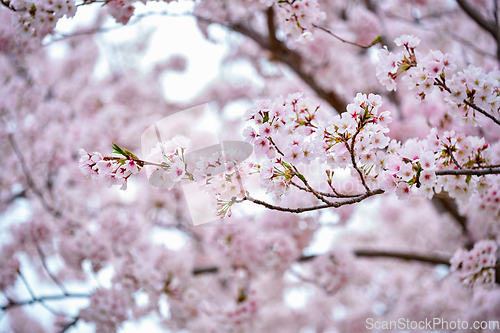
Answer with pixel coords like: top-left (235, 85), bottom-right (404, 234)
top-left (81, 87), bottom-right (500, 217)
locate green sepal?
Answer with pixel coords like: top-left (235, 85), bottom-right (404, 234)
top-left (372, 36), bottom-right (382, 45)
top-left (111, 142), bottom-right (139, 160)
top-left (465, 174), bottom-right (472, 185)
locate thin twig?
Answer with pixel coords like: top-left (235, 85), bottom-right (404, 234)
top-left (456, 0), bottom-right (500, 61)
top-left (35, 243), bottom-right (68, 295)
top-left (290, 181), bottom-right (362, 198)
top-left (8, 133), bottom-right (61, 217)
top-left (312, 24), bottom-right (381, 48)
top-left (1, 293), bottom-right (91, 310)
top-left (346, 129), bottom-right (371, 192)
top-left (446, 30), bottom-right (497, 59)
top-left (448, 150), bottom-right (463, 170)
top-left (290, 167), bottom-right (332, 205)
top-left (243, 189), bottom-right (384, 213)
top-left (191, 249), bottom-right (451, 276)
top-left (103, 156), bottom-right (167, 168)
top-left (463, 99), bottom-right (500, 126)
top-left (244, 194), bottom-right (332, 213)
top-left (354, 249), bottom-right (450, 265)
top-left (434, 78), bottom-right (500, 127)
top-left (0, 0), bottom-right (16, 11)
top-left (456, 0), bottom-right (498, 38)
top-left (17, 272), bottom-right (66, 316)
top-left (59, 317), bottom-right (79, 333)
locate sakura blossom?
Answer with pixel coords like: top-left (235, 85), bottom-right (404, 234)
top-left (3, 0), bottom-right (500, 332)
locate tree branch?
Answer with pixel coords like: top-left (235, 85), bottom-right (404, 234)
top-left (239, 165), bottom-right (500, 214)
top-left (312, 24), bottom-right (381, 48)
top-left (290, 180), bottom-right (363, 198)
top-left (59, 317), bottom-right (79, 333)
top-left (1, 293), bottom-right (90, 311)
top-left (35, 243), bottom-right (69, 295)
top-left (435, 167), bottom-right (500, 176)
top-left (354, 249), bottom-right (450, 265)
top-left (456, 0), bottom-right (498, 38)
top-left (196, 15), bottom-right (348, 113)
top-left (266, 7), bottom-right (280, 51)
top-left (431, 196), bottom-right (474, 248)
top-left (8, 133), bottom-right (62, 217)
top-left (456, 0), bottom-right (500, 61)
top-left (243, 189), bottom-right (384, 213)
top-left (191, 249), bottom-right (451, 276)
top-left (0, 0), bottom-right (16, 11)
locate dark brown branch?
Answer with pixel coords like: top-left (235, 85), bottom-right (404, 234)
top-left (456, 0), bottom-right (498, 38)
top-left (193, 266), bottom-right (220, 275)
top-left (431, 197), bottom-right (474, 249)
top-left (448, 151), bottom-right (463, 169)
top-left (456, 0), bottom-right (500, 61)
top-left (290, 181), bottom-right (363, 198)
top-left (244, 195), bottom-right (331, 213)
top-left (291, 167), bottom-right (333, 206)
top-left (346, 129), bottom-right (371, 192)
top-left (495, 0), bottom-right (499, 26)
top-left (446, 30), bottom-right (497, 59)
top-left (435, 167), bottom-right (500, 176)
top-left (434, 78), bottom-right (500, 126)
top-left (240, 165), bottom-right (499, 214)
top-left (18, 271), bottom-right (66, 317)
top-left (1, 188), bottom-right (27, 204)
top-left (1, 293), bottom-right (90, 311)
top-left (312, 24), bottom-right (381, 48)
top-left (243, 189), bottom-right (384, 213)
top-left (59, 317), bottom-right (79, 333)
top-left (191, 249), bottom-right (451, 276)
top-left (354, 249), bottom-right (450, 265)
top-left (266, 7), bottom-right (280, 51)
top-left (464, 99), bottom-right (500, 126)
top-left (0, 0), bottom-right (16, 10)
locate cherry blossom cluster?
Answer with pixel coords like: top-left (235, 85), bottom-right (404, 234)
top-left (79, 145), bottom-right (140, 190)
top-left (459, 176), bottom-right (500, 240)
top-left (106, 0), bottom-right (138, 24)
top-left (79, 287), bottom-right (131, 332)
top-left (276, 0), bottom-right (326, 42)
top-left (377, 34), bottom-right (500, 126)
top-left (0, 244), bottom-right (20, 291)
top-left (145, 136), bottom-right (191, 190)
top-left (81, 138), bottom-right (255, 218)
top-left (243, 93), bottom-right (321, 201)
top-left (167, 289), bottom-right (201, 330)
top-left (307, 249), bottom-right (351, 293)
top-left (59, 228), bottom-right (111, 273)
top-left (82, 90), bottom-right (500, 214)
top-left (244, 92), bottom-right (393, 201)
top-left (218, 289), bottom-right (258, 332)
top-left (450, 240), bottom-right (498, 289)
top-left (379, 128), bottom-right (494, 201)
top-left (444, 65), bottom-right (500, 126)
top-left (320, 93), bottom-right (392, 185)
top-left (112, 245), bottom-right (189, 303)
top-left (6, 0), bottom-right (77, 42)
top-left (193, 148), bottom-right (256, 218)
top-left (209, 223), bottom-right (300, 274)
